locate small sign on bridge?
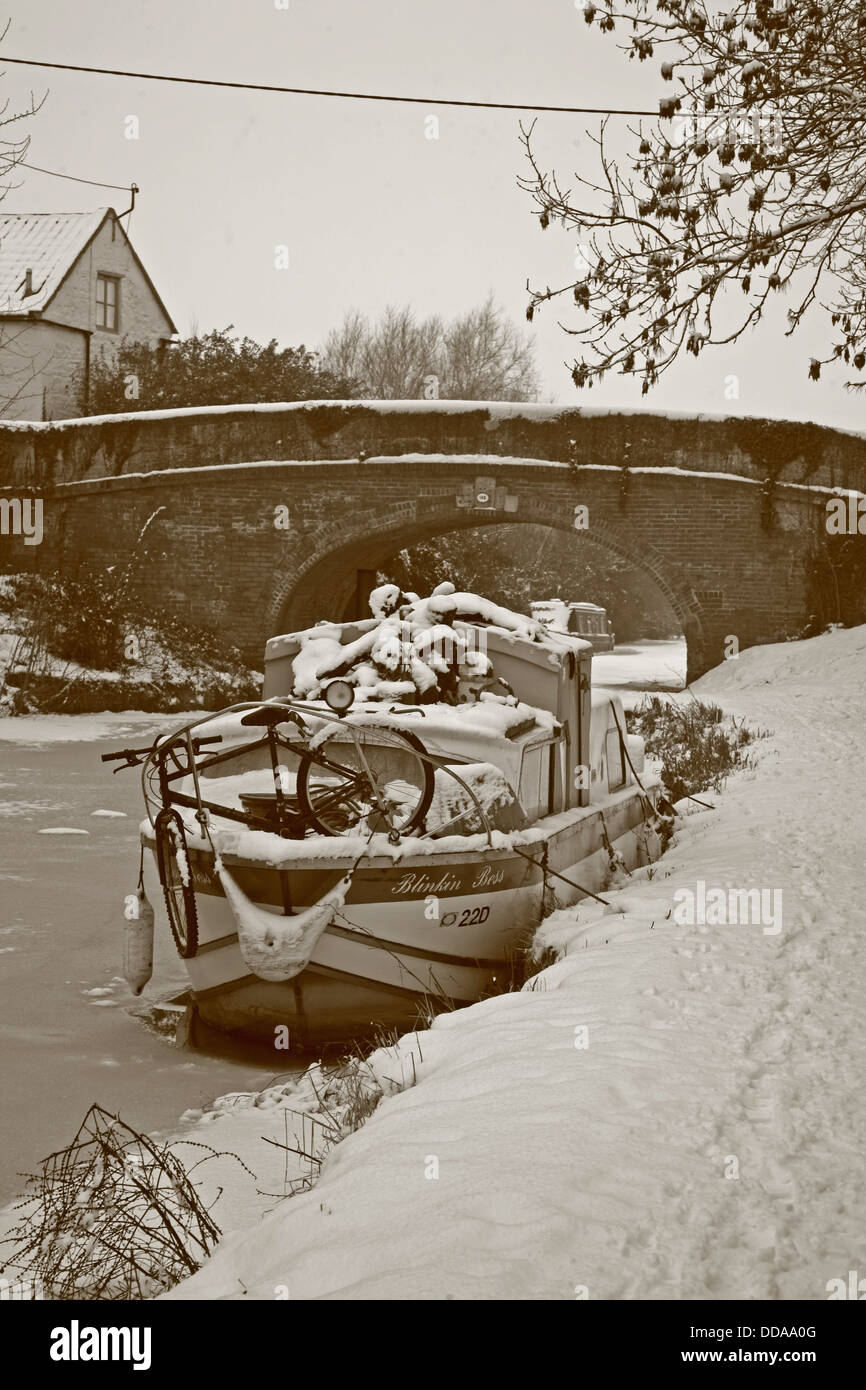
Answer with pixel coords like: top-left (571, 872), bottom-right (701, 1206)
top-left (456, 476), bottom-right (519, 514)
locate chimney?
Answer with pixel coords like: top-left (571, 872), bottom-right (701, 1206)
top-left (23, 268), bottom-right (33, 296)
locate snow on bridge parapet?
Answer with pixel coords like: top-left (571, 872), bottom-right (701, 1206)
top-left (1, 399), bottom-right (866, 498)
top-left (28, 454), bottom-right (866, 508)
top-left (4, 394), bottom-right (866, 433)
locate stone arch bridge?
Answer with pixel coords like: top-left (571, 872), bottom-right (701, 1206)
top-left (2, 400), bottom-right (865, 682)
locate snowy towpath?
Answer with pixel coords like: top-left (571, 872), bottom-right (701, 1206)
top-left (171, 627), bottom-right (865, 1300)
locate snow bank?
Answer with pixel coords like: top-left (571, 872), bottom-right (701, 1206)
top-left (168, 625), bottom-right (866, 1300)
top-left (692, 622), bottom-right (866, 700)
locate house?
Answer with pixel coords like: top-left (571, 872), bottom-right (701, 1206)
top-left (0, 208), bottom-right (176, 420)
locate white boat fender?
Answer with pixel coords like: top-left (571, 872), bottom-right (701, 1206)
top-left (637, 820), bottom-right (663, 865)
top-left (214, 856), bottom-right (354, 983)
top-left (122, 884), bottom-right (155, 996)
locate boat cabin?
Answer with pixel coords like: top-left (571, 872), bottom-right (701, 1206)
top-left (530, 600), bottom-right (616, 652)
top-left (262, 617), bottom-right (638, 822)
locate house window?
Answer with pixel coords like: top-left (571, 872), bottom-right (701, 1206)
top-left (96, 274), bottom-right (119, 331)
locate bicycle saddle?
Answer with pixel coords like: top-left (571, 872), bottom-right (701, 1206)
top-left (240, 706), bottom-right (294, 728)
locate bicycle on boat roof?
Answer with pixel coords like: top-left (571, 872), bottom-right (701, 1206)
top-left (101, 687), bottom-right (436, 843)
top-left (101, 687), bottom-right (438, 959)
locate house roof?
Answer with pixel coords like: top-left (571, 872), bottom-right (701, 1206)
top-left (0, 209), bottom-right (176, 332)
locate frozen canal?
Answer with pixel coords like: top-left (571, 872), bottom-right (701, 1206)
top-left (0, 639), bottom-right (686, 1207)
top-left (590, 638), bottom-right (686, 694)
top-left (0, 714), bottom-right (280, 1207)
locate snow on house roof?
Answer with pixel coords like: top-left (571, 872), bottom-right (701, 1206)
top-left (0, 210), bottom-right (108, 315)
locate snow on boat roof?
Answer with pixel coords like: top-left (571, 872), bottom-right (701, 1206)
top-left (533, 599), bottom-right (603, 609)
top-left (190, 695), bottom-right (557, 751)
top-left (263, 592), bottom-right (590, 736)
top-left (320, 696), bottom-right (558, 743)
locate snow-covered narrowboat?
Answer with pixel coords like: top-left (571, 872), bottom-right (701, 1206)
top-left (106, 587), bottom-right (669, 1050)
top-left (531, 599), bottom-right (616, 651)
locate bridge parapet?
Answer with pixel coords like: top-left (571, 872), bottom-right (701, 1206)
top-left (1, 400), bottom-right (865, 497)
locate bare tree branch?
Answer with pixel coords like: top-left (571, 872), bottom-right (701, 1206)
top-left (520, 0), bottom-right (866, 391)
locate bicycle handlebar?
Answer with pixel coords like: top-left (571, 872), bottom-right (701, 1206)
top-left (101, 734), bottom-right (222, 765)
top-left (101, 746), bottom-right (149, 764)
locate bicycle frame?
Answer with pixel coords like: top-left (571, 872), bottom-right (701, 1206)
top-left (139, 699), bottom-right (496, 847)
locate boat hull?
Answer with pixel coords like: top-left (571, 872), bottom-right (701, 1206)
top-left (146, 783), bottom-right (662, 1049)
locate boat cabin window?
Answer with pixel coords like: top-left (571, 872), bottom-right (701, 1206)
top-left (566, 607), bottom-right (610, 638)
top-left (518, 739), bottom-right (558, 820)
top-left (605, 728), bottom-right (626, 792)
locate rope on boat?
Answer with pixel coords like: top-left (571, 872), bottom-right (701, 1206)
top-left (510, 843), bottom-right (610, 908)
top-left (599, 809), bottom-right (632, 878)
top-left (510, 702), bottom-right (686, 910)
top-left (609, 700), bottom-right (714, 813)
top-left (608, 700), bottom-right (657, 818)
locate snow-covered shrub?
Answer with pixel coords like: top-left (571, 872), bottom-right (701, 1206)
top-left (2, 1104), bottom-right (240, 1299)
top-left (0, 569), bottom-right (259, 714)
top-left (627, 695), bottom-right (761, 802)
top-left (264, 1043), bottom-right (424, 1199)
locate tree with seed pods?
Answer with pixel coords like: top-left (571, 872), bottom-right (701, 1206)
top-left (520, 1), bottom-right (866, 392)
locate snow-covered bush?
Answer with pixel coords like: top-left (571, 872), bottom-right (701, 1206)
top-left (627, 695), bottom-right (761, 802)
top-left (3, 1104), bottom-right (232, 1298)
top-left (0, 569), bottom-right (259, 714)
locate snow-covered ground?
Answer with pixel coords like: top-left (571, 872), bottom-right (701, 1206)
top-left (166, 625), bottom-right (865, 1300)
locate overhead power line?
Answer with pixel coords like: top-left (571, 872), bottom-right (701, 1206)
top-left (19, 160), bottom-right (132, 192)
top-left (2, 55), bottom-right (659, 117)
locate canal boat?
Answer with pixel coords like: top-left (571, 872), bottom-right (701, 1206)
top-left (531, 599), bottom-right (616, 651)
top-left (105, 588), bottom-right (668, 1050)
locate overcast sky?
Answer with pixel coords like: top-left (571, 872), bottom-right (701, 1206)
top-left (3, 0), bottom-right (862, 431)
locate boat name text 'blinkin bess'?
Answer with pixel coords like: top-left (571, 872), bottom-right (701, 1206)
top-left (389, 865), bottom-right (506, 897)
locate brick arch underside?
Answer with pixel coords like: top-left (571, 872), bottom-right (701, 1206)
top-left (267, 497), bottom-right (704, 648)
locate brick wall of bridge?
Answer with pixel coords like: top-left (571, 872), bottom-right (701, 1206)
top-left (0, 401), bottom-right (861, 681)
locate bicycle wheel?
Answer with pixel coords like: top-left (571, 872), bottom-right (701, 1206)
top-left (296, 727), bottom-right (434, 838)
top-left (154, 809), bottom-right (199, 958)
